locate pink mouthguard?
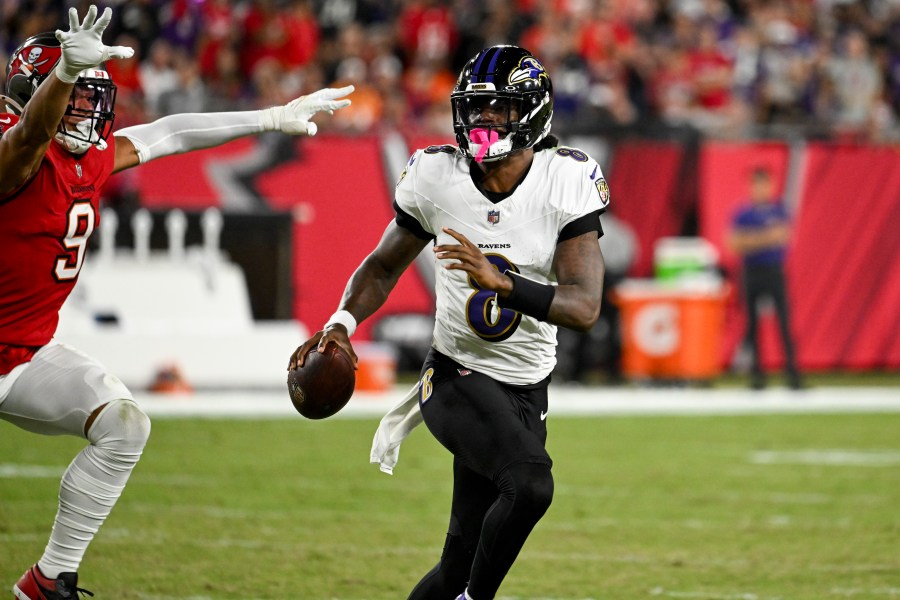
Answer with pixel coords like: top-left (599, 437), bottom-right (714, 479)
top-left (469, 128), bottom-right (500, 163)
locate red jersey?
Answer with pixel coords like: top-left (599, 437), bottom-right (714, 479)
top-left (0, 117), bottom-right (115, 362)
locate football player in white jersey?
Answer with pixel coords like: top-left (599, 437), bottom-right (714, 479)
top-left (290, 45), bottom-right (610, 599)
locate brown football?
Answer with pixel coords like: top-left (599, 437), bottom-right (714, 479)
top-left (287, 343), bottom-right (356, 419)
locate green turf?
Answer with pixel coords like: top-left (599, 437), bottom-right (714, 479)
top-left (2, 412), bottom-right (899, 599)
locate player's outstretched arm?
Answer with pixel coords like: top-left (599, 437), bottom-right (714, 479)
top-left (113, 86), bottom-right (354, 172)
top-left (0, 5), bottom-right (132, 194)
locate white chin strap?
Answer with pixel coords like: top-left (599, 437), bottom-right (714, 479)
top-left (55, 118), bottom-right (107, 154)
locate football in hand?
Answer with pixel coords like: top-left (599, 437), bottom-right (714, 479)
top-left (287, 343), bottom-right (356, 419)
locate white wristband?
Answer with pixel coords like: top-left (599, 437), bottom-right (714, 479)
top-left (55, 63), bottom-right (80, 84)
top-left (324, 310), bottom-right (357, 337)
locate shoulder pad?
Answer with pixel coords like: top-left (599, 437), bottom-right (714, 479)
top-left (423, 144), bottom-right (458, 155)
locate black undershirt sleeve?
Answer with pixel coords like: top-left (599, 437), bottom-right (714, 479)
top-left (558, 209), bottom-right (604, 244)
top-left (393, 200), bottom-right (435, 241)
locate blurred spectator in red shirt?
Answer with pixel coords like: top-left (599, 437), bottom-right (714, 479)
top-left (398, 0), bottom-right (459, 63)
top-left (578, 0), bottom-right (635, 83)
top-left (105, 32), bottom-right (144, 97)
top-left (196, 0), bottom-right (241, 79)
top-left (688, 21), bottom-right (733, 111)
top-left (242, 0), bottom-right (320, 76)
top-left (105, 32), bottom-right (145, 127)
top-left (651, 44), bottom-right (696, 125)
top-left (283, 0), bottom-right (320, 68)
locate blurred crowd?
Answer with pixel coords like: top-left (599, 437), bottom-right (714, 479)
top-left (3, 0), bottom-right (900, 142)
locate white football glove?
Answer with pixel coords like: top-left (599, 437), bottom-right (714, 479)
top-left (259, 85), bottom-right (354, 136)
top-left (55, 5), bottom-right (134, 84)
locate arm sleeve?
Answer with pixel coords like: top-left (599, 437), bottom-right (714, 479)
top-left (114, 111), bottom-right (266, 164)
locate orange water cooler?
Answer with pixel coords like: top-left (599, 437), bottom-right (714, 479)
top-left (354, 342), bottom-right (398, 392)
top-left (612, 279), bottom-right (729, 381)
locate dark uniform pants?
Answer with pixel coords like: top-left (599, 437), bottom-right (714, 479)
top-left (743, 263), bottom-right (799, 381)
top-left (408, 348), bottom-right (554, 600)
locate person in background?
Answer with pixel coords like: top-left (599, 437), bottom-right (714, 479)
top-left (290, 44), bottom-right (609, 599)
top-left (0, 6), bottom-right (352, 598)
top-left (728, 165), bottom-right (803, 390)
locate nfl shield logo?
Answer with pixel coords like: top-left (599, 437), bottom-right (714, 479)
top-left (75, 163), bottom-right (82, 178)
top-left (487, 210), bottom-right (500, 225)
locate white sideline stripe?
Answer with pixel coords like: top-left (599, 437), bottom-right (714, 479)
top-left (137, 597), bottom-right (217, 600)
top-left (137, 595), bottom-right (599, 600)
top-left (830, 587), bottom-right (900, 596)
top-left (750, 449), bottom-right (900, 466)
top-left (0, 533), bottom-right (45, 542)
top-left (0, 463), bottom-right (63, 478)
top-left (0, 464), bottom-right (206, 484)
top-left (649, 589), bottom-right (779, 600)
top-left (136, 597), bottom-right (598, 600)
top-left (133, 386), bottom-right (900, 419)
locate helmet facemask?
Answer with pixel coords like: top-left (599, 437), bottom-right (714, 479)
top-left (56, 72), bottom-right (117, 153)
top-left (453, 92), bottom-right (518, 162)
top-left (451, 46), bottom-right (554, 163)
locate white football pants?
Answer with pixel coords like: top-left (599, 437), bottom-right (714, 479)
top-left (0, 341), bottom-right (151, 577)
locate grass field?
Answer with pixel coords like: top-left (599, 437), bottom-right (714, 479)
top-left (2, 410), bottom-right (899, 599)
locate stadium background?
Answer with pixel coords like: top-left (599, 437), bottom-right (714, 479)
top-left (3, 3), bottom-right (900, 599)
top-left (3, 0), bottom-right (899, 379)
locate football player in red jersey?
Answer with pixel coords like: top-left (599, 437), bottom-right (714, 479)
top-left (0, 6), bottom-right (352, 599)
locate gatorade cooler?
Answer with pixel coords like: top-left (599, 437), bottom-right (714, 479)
top-left (612, 279), bottom-right (729, 381)
top-left (354, 342), bottom-right (398, 392)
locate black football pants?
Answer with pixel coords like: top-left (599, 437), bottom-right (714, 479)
top-left (742, 264), bottom-right (800, 382)
top-left (407, 349), bottom-right (554, 600)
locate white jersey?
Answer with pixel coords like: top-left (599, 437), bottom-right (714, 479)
top-left (395, 144), bottom-right (610, 384)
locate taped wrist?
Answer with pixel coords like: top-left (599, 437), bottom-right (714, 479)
top-left (325, 310), bottom-right (357, 337)
top-left (55, 62), bottom-right (80, 84)
top-left (258, 106), bottom-right (282, 131)
top-left (497, 271), bottom-right (556, 321)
